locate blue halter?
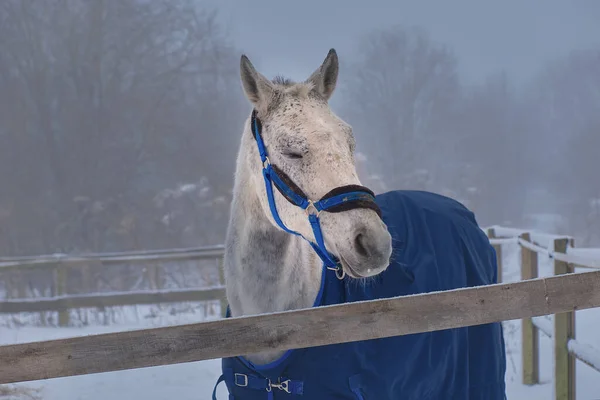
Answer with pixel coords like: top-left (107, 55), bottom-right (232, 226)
top-left (251, 110), bottom-right (381, 279)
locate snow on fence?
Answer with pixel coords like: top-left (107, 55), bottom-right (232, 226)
top-left (486, 226), bottom-right (600, 400)
top-left (0, 246), bottom-right (228, 325)
top-left (532, 315), bottom-right (552, 337)
top-left (0, 269), bottom-right (599, 385)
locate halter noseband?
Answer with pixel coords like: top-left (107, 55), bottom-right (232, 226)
top-left (251, 110), bottom-right (381, 279)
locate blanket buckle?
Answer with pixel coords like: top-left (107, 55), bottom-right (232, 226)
top-left (234, 373), bottom-right (248, 387)
top-left (267, 378), bottom-right (291, 393)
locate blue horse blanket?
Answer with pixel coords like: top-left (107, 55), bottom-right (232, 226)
top-left (214, 190), bottom-right (506, 399)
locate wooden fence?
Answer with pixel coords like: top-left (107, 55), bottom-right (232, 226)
top-left (487, 226), bottom-right (600, 400)
top-left (0, 246), bottom-right (228, 324)
top-left (1, 269), bottom-right (600, 385)
top-left (1, 228), bottom-right (600, 400)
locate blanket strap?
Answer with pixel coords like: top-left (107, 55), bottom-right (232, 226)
top-left (213, 368), bottom-right (304, 398)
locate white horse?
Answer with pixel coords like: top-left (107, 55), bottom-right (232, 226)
top-left (223, 49), bottom-right (392, 363)
top-left (216, 49), bottom-right (506, 400)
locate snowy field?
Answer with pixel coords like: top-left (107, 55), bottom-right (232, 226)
top-left (1, 243), bottom-right (599, 399)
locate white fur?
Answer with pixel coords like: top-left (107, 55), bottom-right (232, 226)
top-left (223, 49), bottom-right (393, 364)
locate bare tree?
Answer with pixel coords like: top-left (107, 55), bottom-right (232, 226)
top-left (340, 26), bottom-right (534, 227)
top-left (0, 0), bottom-right (244, 256)
top-left (455, 72), bottom-right (531, 226)
top-left (340, 26), bottom-right (462, 192)
top-left (527, 49), bottom-right (600, 244)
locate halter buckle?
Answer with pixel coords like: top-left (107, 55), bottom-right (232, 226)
top-left (262, 156), bottom-right (271, 169)
top-left (305, 200), bottom-right (321, 217)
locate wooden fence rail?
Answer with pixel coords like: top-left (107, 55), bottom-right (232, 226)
top-left (0, 246), bottom-right (228, 324)
top-left (0, 245), bottom-right (226, 270)
top-left (0, 286), bottom-right (226, 314)
top-left (487, 228), bottom-right (600, 400)
top-left (1, 269), bottom-right (600, 385)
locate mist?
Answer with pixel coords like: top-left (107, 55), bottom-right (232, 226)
top-left (2, 0), bottom-right (598, 256)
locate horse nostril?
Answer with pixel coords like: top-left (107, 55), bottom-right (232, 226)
top-left (354, 232), bottom-right (369, 258)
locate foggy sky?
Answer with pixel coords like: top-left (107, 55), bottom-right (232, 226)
top-left (204, 0), bottom-right (600, 86)
top-left (1, 0), bottom-right (598, 258)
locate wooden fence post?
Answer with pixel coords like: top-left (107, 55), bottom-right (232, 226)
top-left (16, 270), bottom-right (26, 299)
top-left (217, 256), bottom-right (227, 318)
top-left (78, 261), bottom-right (95, 326)
top-left (487, 228), bottom-right (503, 283)
top-left (146, 263), bottom-right (162, 291)
top-left (554, 237), bottom-right (575, 400)
top-left (520, 232), bottom-right (539, 385)
top-left (53, 262), bottom-right (69, 327)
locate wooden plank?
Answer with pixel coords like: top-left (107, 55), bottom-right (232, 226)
top-left (487, 228), bottom-right (503, 283)
top-left (0, 245), bottom-right (225, 263)
top-left (520, 233), bottom-right (539, 385)
top-left (0, 287), bottom-right (226, 314)
top-left (554, 238), bottom-right (576, 400)
top-left (0, 248), bottom-right (225, 273)
top-left (1, 270), bottom-right (600, 385)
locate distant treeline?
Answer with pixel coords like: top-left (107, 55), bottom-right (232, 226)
top-left (0, 1), bottom-right (598, 258)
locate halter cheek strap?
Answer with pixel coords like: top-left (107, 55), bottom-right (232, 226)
top-left (251, 110), bottom-right (381, 279)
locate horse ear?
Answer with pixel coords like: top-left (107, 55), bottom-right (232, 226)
top-left (306, 48), bottom-right (339, 101)
top-left (240, 55), bottom-right (275, 109)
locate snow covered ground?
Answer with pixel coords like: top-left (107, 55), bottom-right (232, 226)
top-left (1, 243), bottom-right (599, 399)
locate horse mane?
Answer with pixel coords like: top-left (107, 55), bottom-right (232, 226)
top-left (272, 75), bottom-right (295, 86)
top-left (272, 75), bottom-right (314, 97)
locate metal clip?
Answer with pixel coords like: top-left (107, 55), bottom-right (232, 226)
top-left (326, 264), bottom-right (346, 280)
top-left (268, 379), bottom-right (291, 393)
top-left (305, 200), bottom-right (321, 217)
top-left (234, 373), bottom-right (248, 387)
top-left (262, 156), bottom-right (271, 169)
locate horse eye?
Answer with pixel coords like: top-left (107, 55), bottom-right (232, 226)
top-left (283, 151), bottom-right (304, 160)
